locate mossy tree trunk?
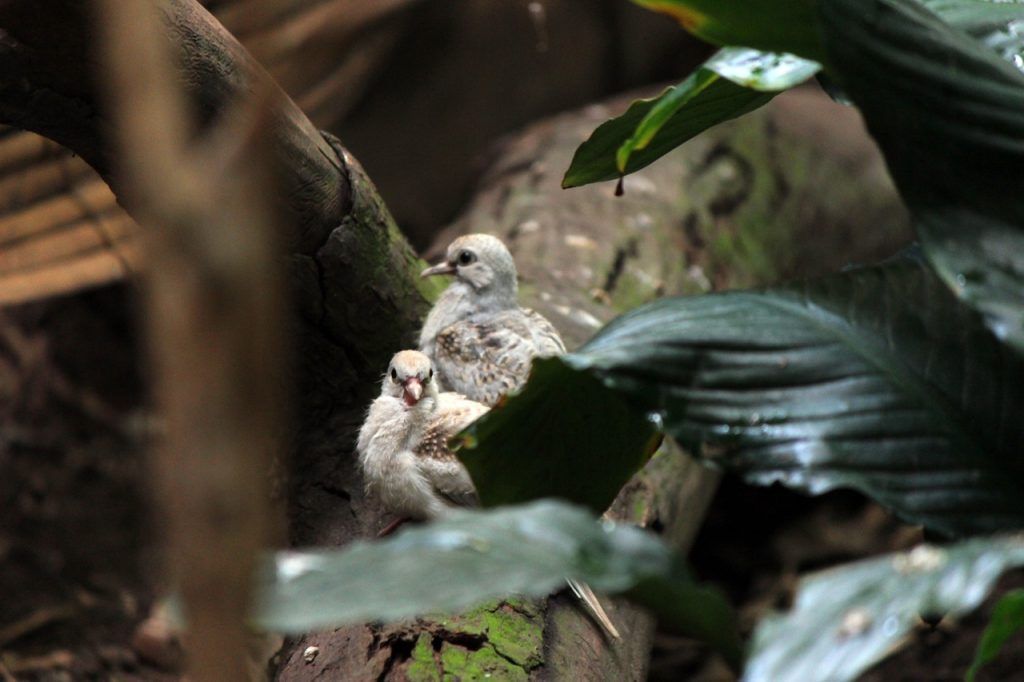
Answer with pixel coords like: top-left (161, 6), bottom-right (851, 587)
top-left (0, 2), bottom-right (911, 679)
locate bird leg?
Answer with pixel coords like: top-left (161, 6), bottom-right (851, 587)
top-left (377, 516), bottom-right (413, 537)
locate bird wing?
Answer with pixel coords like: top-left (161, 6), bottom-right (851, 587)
top-left (414, 393), bottom-right (488, 508)
top-left (434, 308), bottom-right (562, 406)
top-left (523, 307), bottom-right (567, 355)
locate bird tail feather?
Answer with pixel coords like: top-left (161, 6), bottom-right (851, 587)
top-left (567, 578), bottom-right (620, 639)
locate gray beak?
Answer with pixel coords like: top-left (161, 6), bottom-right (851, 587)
top-left (420, 261), bottom-right (457, 278)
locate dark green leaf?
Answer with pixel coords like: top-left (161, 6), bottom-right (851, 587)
top-left (746, 536), bottom-right (1024, 682)
top-left (613, 68), bottom-right (722, 176)
top-left (254, 501), bottom-right (742, 665)
top-left (563, 46), bottom-right (821, 188)
top-left (629, 0), bottom-right (826, 62)
top-left (563, 76), bottom-right (769, 188)
top-left (609, 49), bottom-right (819, 177)
top-left (571, 255), bottom-right (1024, 536)
top-left (967, 588), bottom-right (1024, 682)
top-left (473, 256), bottom-right (1024, 536)
top-left (815, 73), bottom-right (854, 105)
top-left (457, 359), bottom-right (658, 514)
top-left (820, 0), bottom-right (1024, 350)
top-left (919, 0), bottom-right (1024, 69)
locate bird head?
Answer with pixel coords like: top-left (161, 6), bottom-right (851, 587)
top-left (420, 234), bottom-right (517, 297)
top-left (385, 350), bottom-right (437, 408)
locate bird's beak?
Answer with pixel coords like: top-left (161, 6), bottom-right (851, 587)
top-left (402, 378), bottom-right (423, 406)
top-left (420, 261), bottom-right (456, 278)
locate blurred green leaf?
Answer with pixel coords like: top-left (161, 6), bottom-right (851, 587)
top-left (469, 255), bottom-right (1024, 537)
top-left (254, 501), bottom-right (742, 666)
top-left (629, 0), bottom-right (826, 62)
top-left (563, 47), bottom-right (818, 188)
top-left (820, 0), bottom-right (1024, 350)
top-left (967, 588), bottom-right (1024, 682)
top-left (746, 536), bottom-right (1024, 682)
top-left (919, 0), bottom-right (1024, 69)
top-left (458, 359), bottom-right (658, 514)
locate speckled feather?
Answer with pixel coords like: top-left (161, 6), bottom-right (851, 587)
top-left (419, 234), bottom-right (566, 406)
top-left (357, 352), bottom-right (488, 520)
top-left (414, 393), bottom-right (489, 507)
top-left (434, 308), bottom-right (565, 405)
top-left (417, 236), bottom-right (619, 638)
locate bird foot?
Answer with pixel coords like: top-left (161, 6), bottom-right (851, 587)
top-left (377, 517), bottom-right (412, 537)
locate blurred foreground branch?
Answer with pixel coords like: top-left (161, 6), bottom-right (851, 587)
top-left (94, 1), bottom-right (285, 679)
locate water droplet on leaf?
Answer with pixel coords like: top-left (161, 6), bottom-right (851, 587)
top-left (838, 608), bottom-right (872, 638)
top-left (646, 411), bottom-right (665, 429)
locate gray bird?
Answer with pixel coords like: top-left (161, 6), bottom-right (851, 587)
top-left (358, 350), bottom-right (620, 639)
top-left (419, 234), bottom-right (564, 406)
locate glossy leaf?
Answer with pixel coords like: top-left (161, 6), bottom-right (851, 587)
top-left (573, 255), bottom-right (1024, 537)
top-left (469, 255), bottom-right (1024, 537)
top-left (254, 500), bottom-right (742, 665)
top-left (967, 588), bottom-right (1024, 681)
top-left (820, 0), bottom-right (1024, 350)
top-left (613, 68), bottom-right (720, 175)
top-left (611, 49), bottom-right (820, 176)
top-left (629, 0), bottom-right (826, 62)
top-left (563, 76), bottom-right (769, 188)
top-left (563, 47), bottom-right (819, 188)
top-left (458, 359), bottom-right (658, 514)
top-left (745, 536), bottom-right (1024, 682)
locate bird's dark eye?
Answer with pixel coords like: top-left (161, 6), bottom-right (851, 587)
top-left (426, 369), bottom-right (433, 383)
top-left (458, 250), bottom-right (476, 265)
top-left (390, 368), bottom-right (398, 381)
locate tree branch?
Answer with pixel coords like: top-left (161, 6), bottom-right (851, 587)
top-left (0, 0), bottom-right (344, 253)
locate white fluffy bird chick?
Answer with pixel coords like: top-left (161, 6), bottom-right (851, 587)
top-left (419, 234), bottom-right (565, 406)
top-left (357, 350), bottom-right (487, 521)
top-left (357, 350), bottom-right (620, 639)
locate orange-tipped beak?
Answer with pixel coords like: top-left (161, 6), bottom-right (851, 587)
top-left (420, 261), bottom-right (456, 278)
top-left (402, 378), bottom-right (423, 406)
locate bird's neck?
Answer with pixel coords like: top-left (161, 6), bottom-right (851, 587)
top-left (390, 393), bottom-right (437, 449)
top-left (420, 280), bottom-right (517, 345)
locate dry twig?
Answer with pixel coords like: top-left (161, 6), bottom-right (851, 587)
top-left (0, 604), bottom-right (76, 649)
top-left (1, 650), bottom-right (75, 675)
